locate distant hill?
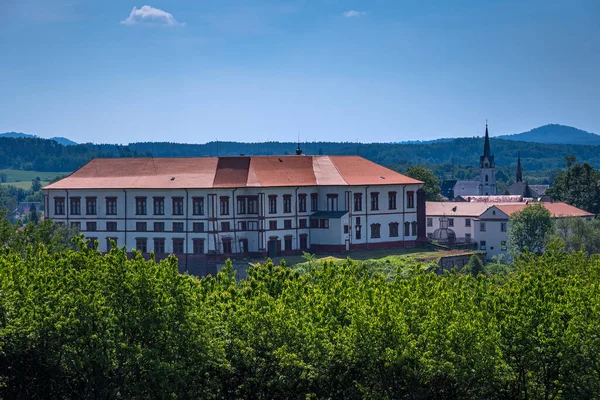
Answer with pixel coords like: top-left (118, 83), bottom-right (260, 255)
top-left (50, 137), bottom-right (77, 146)
top-left (496, 124), bottom-right (600, 146)
top-left (0, 132), bottom-right (77, 146)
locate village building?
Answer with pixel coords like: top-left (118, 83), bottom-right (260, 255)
top-left (506, 153), bottom-right (550, 199)
top-left (43, 154), bottom-right (426, 273)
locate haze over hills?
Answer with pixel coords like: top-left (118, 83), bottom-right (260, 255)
top-left (496, 124), bottom-right (600, 146)
top-left (0, 132), bottom-right (77, 146)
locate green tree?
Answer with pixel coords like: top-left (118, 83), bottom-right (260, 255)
top-left (405, 165), bottom-right (442, 201)
top-left (546, 161), bottom-right (600, 214)
top-left (508, 203), bottom-right (554, 257)
top-left (554, 216), bottom-right (600, 254)
top-left (31, 177), bottom-right (42, 192)
top-left (465, 254), bottom-right (485, 276)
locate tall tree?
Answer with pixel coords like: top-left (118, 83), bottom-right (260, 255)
top-left (405, 165), bottom-right (442, 201)
top-left (508, 203), bottom-right (554, 257)
top-left (546, 162), bottom-right (600, 214)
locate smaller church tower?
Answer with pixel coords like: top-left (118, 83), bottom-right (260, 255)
top-left (516, 152), bottom-right (523, 182)
top-left (479, 121), bottom-right (497, 195)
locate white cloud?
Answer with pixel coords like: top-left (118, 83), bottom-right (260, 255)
top-left (342, 10), bottom-right (366, 18)
top-left (121, 5), bottom-right (184, 26)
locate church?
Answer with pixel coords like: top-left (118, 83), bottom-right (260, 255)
top-left (441, 123), bottom-right (497, 199)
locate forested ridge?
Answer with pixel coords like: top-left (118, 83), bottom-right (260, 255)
top-left (3, 135), bottom-right (600, 173)
top-left (1, 235), bottom-right (600, 399)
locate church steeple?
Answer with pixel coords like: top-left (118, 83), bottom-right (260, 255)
top-left (483, 121), bottom-right (491, 158)
top-left (516, 152), bottom-right (523, 182)
top-left (296, 139), bottom-right (303, 155)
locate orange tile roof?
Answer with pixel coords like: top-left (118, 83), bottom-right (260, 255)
top-left (494, 202), bottom-right (594, 218)
top-left (44, 156), bottom-right (422, 190)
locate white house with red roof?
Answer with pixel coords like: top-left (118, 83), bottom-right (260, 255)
top-left (43, 155), bottom-right (426, 274)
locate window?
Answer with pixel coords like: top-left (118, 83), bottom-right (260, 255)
top-left (404, 222), bottom-right (410, 237)
top-left (283, 195), bottom-right (292, 213)
top-left (327, 194), bottom-right (338, 211)
top-left (193, 197), bottom-right (204, 215)
top-left (106, 221), bottom-right (117, 232)
top-left (172, 197), bottom-right (184, 216)
top-left (86, 221), bottom-right (97, 232)
top-left (172, 238), bottom-right (184, 254)
top-left (344, 225), bottom-right (349, 234)
top-left (465, 233), bottom-right (472, 242)
top-left (193, 222), bottom-right (204, 233)
top-left (248, 221), bottom-right (258, 231)
top-left (136, 238), bottom-right (147, 253)
top-left (269, 220), bottom-right (278, 230)
top-left (299, 234), bottom-right (308, 250)
top-left (485, 174), bottom-right (489, 183)
top-left (389, 222), bottom-right (399, 237)
top-left (406, 191), bottom-right (415, 209)
top-left (299, 218), bottom-right (307, 228)
top-left (136, 222), bottom-right (147, 232)
top-left (221, 222), bottom-right (230, 232)
top-left (268, 195), bottom-right (277, 214)
top-left (465, 218), bottom-right (471, 227)
top-left (388, 192), bottom-right (397, 210)
top-left (193, 239), bottom-right (204, 254)
top-left (153, 197), bottom-right (165, 215)
top-left (154, 238), bottom-right (165, 254)
top-left (284, 219), bottom-right (292, 229)
top-left (154, 222), bottom-right (165, 232)
top-left (355, 217), bottom-right (362, 240)
top-left (238, 221), bottom-right (247, 231)
top-left (427, 217), bottom-right (433, 227)
top-left (222, 239), bottom-right (232, 254)
top-left (480, 222), bottom-right (486, 232)
top-left (501, 222), bottom-right (507, 232)
top-left (220, 197), bottom-right (230, 215)
top-left (106, 197), bottom-right (117, 215)
top-left (247, 197), bottom-right (258, 214)
top-left (106, 237), bottom-right (118, 250)
top-left (480, 240), bottom-right (486, 250)
top-left (354, 193), bottom-right (362, 212)
top-left (310, 193), bottom-right (318, 212)
top-left (54, 197), bottom-right (65, 215)
top-left (135, 197), bottom-right (147, 215)
top-left (412, 221), bottom-right (418, 237)
top-left (370, 223), bottom-right (381, 239)
top-left (87, 237), bottom-right (97, 249)
top-left (86, 197), bottom-right (97, 215)
top-left (448, 218), bottom-right (454, 227)
top-left (284, 235), bottom-right (293, 251)
top-left (310, 219), bottom-right (319, 228)
top-left (70, 198), bottom-right (81, 215)
top-left (319, 219), bottom-right (329, 229)
top-left (501, 241), bottom-right (507, 251)
top-left (173, 222), bottom-right (184, 232)
top-left (237, 196), bottom-right (246, 214)
top-left (298, 194), bottom-right (307, 213)
top-left (71, 221), bottom-right (81, 230)
top-left (370, 192), bottom-right (379, 211)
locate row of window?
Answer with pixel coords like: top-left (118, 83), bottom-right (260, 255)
top-left (366, 221), bottom-right (417, 239)
top-left (426, 218), bottom-right (507, 233)
top-left (70, 219), bottom-right (313, 232)
top-left (97, 237), bottom-right (205, 254)
top-left (479, 240), bottom-right (507, 251)
top-left (54, 191), bottom-right (417, 216)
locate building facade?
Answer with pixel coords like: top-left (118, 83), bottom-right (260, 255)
top-left (44, 155), bottom-right (426, 272)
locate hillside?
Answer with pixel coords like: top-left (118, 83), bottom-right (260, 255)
top-left (0, 132), bottom-right (77, 146)
top-left (497, 124), bottom-right (600, 145)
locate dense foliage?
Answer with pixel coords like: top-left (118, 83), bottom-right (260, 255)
top-left (405, 165), bottom-right (442, 200)
top-left (547, 159), bottom-right (600, 214)
top-left (1, 238), bottom-right (600, 399)
top-left (508, 203), bottom-right (554, 257)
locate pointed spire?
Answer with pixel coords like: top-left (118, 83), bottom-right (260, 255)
top-left (516, 152), bottom-right (523, 182)
top-left (296, 134), bottom-right (303, 155)
top-left (483, 120), bottom-right (491, 158)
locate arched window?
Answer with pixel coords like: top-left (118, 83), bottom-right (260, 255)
top-left (411, 221), bottom-right (418, 236)
top-left (485, 174), bottom-right (489, 183)
top-left (404, 221), bottom-right (410, 237)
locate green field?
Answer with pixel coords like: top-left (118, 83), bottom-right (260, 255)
top-left (0, 169), bottom-right (67, 190)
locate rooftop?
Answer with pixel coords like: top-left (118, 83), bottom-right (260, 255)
top-left (44, 156), bottom-right (422, 190)
top-left (426, 201), bottom-right (516, 217)
top-left (494, 202), bottom-right (594, 218)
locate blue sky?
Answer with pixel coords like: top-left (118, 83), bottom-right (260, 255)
top-left (1, 0), bottom-right (598, 144)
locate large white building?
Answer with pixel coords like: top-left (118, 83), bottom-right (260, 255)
top-left (44, 155), bottom-right (426, 274)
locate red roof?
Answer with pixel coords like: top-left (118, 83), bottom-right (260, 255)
top-left (495, 202), bottom-right (594, 218)
top-left (44, 156), bottom-right (422, 190)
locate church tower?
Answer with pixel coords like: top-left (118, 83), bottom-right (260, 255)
top-left (479, 121), bottom-right (496, 195)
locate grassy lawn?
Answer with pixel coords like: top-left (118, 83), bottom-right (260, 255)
top-left (0, 169), bottom-right (68, 189)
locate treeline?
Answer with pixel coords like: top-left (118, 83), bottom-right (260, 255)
top-left (1, 237), bottom-right (600, 399)
top-left (3, 136), bottom-right (600, 174)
